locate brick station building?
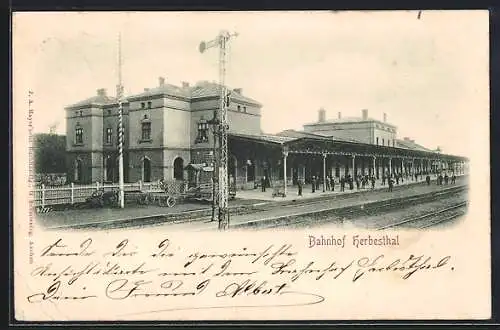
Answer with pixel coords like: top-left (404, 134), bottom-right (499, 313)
top-left (65, 78), bottom-right (468, 192)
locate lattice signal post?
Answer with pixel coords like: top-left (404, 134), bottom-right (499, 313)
top-left (199, 30), bottom-right (238, 230)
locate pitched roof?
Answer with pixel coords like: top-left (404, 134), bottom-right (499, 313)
top-left (190, 81), bottom-right (262, 106)
top-left (304, 116), bottom-right (397, 128)
top-left (276, 129), bottom-right (326, 139)
top-left (67, 80), bottom-right (263, 108)
top-left (67, 95), bottom-right (117, 108)
top-left (129, 84), bottom-right (191, 99)
top-left (396, 139), bottom-right (431, 152)
top-left (277, 129), bottom-right (363, 144)
top-left (229, 132), bottom-right (296, 145)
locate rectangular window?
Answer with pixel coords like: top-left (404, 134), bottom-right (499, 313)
top-left (147, 101), bottom-right (152, 109)
top-left (196, 121), bottom-right (209, 143)
top-left (141, 122), bottom-right (151, 140)
top-left (75, 128), bottom-right (83, 144)
top-left (376, 137), bottom-right (379, 145)
top-left (382, 138), bottom-right (384, 146)
top-left (141, 102), bottom-right (145, 109)
top-left (106, 128), bottom-right (112, 144)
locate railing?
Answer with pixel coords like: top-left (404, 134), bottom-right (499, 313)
top-left (32, 180), bottom-right (186, 207)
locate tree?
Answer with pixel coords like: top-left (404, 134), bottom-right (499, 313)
top-left (34, 133), bottom-right (67, 174)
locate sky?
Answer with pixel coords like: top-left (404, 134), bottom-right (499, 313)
top-left (12, 11), bottom-right (489, 156)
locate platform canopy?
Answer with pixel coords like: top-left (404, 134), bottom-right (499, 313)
top-left (228, 133), bottom-right (468, 162)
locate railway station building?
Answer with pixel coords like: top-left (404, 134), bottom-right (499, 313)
top-left (65, 77), bottom-right (468, 191)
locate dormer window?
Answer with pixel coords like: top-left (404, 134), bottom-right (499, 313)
top-left (196, 119), bottom-right (209, 143)
top-left (147, 101), bottom-right (152, 109)
top-left (237, 105), bottom-right (241, 112)
top-left (243, 106), bottom-right (247, 113)
top-left (141, 102), bottom-right (145, 109)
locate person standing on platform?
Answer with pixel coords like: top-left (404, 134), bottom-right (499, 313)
top-left (331, 176), bottom-right (335, 191)
top-left (348, 175), bottom-right (354, 190)
top-left (340, 176), bottom-right (345, 192)
top-left (298, 179), bottom-right (303, 196)
top-left (426, 174), bottom-right (431, 185)
top-left (451, 173), bottom-right (456, 184)
top-left (388, 177), bottom-right (394, 192)
top-left (444, 173), bottom-right (449, 185)
top-left (371, 175), bottom-right (376, 190)
top-left (261, 176), bottom-right (266, 192)
top-left (316, 175), bottom-right (320, 191)
top-left (326, 175), bottom-right (331, 191)
top-left (395, 174), bottom-right (399, 185)
top-left (382, 173), bottom-right (386, 186)
top-left (312, 176), bottom-right (316, 193)
top-left (356, 176), bottom-right (360, 190)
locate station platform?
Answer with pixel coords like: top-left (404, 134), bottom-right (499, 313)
top-left (151, 176), bottom-right (469, 232)
top-left (39, 174), bottom-right (468, 230)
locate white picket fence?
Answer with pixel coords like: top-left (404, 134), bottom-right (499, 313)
top-left (33, 180), bottom-right (186, 207)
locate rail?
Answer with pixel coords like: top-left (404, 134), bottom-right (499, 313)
top-left (376, 201), bottom-right (468, 230)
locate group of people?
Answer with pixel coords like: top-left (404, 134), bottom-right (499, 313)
top-left (294, 170), bottom-right (458, 196)
top-left (436, 172), bottom-right (457, 185)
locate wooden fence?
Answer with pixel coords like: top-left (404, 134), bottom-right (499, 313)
top-left (33, 180), bottom-right (186, 207)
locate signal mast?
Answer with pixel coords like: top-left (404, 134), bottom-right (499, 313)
top-left (199, 30), bottom-right (238, 230)
top-left (117, 33), bottom-right (125, 208)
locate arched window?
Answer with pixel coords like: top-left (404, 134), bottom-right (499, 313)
top-left (173, 157), bottom-right (184, 180)
top-left (106, 127), bottom-right (113, 144)
top-left (142, 157), bottom-right (151, 183)
top-left (74, 158), bottom-right (83, 182)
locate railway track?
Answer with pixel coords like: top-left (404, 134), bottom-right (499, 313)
top-left (234, 186), bottom-right (467, 230)
top-left (57, 184), bottom-right (467, 231)
top-left (376, 201), bottom-right (468, 230)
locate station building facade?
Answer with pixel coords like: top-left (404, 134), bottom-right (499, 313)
top-left (65, 77), bottom-right (262, 185)
top-left (66, 78), bottom-right (468, 191)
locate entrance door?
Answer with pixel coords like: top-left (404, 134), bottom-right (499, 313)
top-left (105, 156), bottom-right (114, 182)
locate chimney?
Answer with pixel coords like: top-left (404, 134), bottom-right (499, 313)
top-left (337, 112), bottom-right (342, 119)
top-left (383, 112), bottom-right (387, 123)
top-left (182, 81), bottom-right (190, 88)
top-left (234, 88), bottom-right (243, 94)
top-left (318, 108), bottom-right (326, 122)
top-left (362, 109), bottom-right (368, 120)
top-left (158, 76), bottom-right (165, 87)
top-left (97, 88), bottom-right (106, 97)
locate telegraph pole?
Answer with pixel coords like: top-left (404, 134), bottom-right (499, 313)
top-left (117, 33), bottom-right (125, 208)
top-left (199, 30), bottom-right (238, 230)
